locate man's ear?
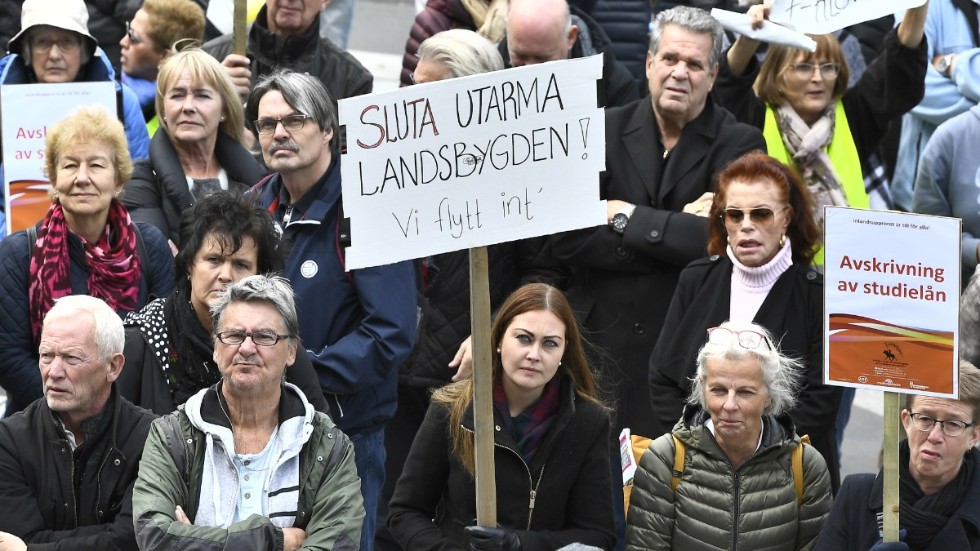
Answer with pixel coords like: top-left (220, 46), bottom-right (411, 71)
top-left (106, 353), bottom-right (125, 384)
top-left (321, 0), bottom-right (331, 11)
top-left (566, 24), bottom-right (579, 53)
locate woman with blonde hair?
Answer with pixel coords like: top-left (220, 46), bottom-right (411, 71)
top-left (388, 283), bottom-right (615, 551)
top-left (0, 106), bottom-right (175, 416)
top-left (122, 48), bottom-right (266, 246)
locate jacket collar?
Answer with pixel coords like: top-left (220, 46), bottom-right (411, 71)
top-left (43, 385), bottom-right (121, 451)
top-left (260, 156), bottom-right (342, 226)
top-left (248, 5), bottom-right (321, 68)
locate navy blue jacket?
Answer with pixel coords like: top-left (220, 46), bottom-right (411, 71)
top-left (251, 157), bottom-right (418, 434)
top-left (815, 448), bottom-right (980, 550)
top-left (0, 221), bottom-right (175, 416)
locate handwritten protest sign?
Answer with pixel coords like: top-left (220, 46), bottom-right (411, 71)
top-left (824, 206), bottom-right (960, 398)
top-left (338, 55), bottom-right (606, 270)
top-left (770, 0), bottom-right (925, 35)
top-left (2, 81), bottom-right (116, 234)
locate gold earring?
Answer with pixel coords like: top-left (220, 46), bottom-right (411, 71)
top-left (779, 234), bottom-right (786, 247)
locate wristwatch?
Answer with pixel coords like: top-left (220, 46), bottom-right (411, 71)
top-left (937, 53), bottom-right (955, 78)
top-left (610, 204), bottom-right (636, 234)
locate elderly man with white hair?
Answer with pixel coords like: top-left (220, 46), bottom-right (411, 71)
top-left (0, 295), bottom-right (156, 551)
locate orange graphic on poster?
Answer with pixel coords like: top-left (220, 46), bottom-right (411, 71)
top-left (828, 313), bottom-right (954, 395)
top-left (7, 179), bottom-right (51, 232)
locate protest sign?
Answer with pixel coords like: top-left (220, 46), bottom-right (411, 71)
top-left (824, 207), bottom-right (960, 398)
top-left (2, 81), bottom-right (117, 234)
top-left (338, 55), bottom-right (606, 270)
top-left (770, 0), bottom-right (926, 35)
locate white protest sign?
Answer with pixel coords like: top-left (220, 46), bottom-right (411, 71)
top-left (339, 55), bottom-right (606, 270)
top-left (712, 8), bottom-right (817, 51)
top-left (770, 0), bottom-right (925, 35)
top-left (824, 207), bottom-right (960, 398)
top-left (2, 81), bottom-right (117, 234)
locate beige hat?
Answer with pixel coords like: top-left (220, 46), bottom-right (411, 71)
top-left (7, 0), bottom-right (98, 56)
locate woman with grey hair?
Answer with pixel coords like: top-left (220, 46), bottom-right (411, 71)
top-left (413, 29), bottom-right (503, 84)
top-left (626, 320), bottom-right (831, 551)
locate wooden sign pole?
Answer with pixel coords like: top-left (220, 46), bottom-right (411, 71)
top-left (469, 245), bottom-right (497, 526)
top-left (232, 0), bottom-right (247, 56)
top-left (882, 391), bottom-right (901, 542)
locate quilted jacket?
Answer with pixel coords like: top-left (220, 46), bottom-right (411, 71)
top-left (625, 406), bottom-right (832, 551)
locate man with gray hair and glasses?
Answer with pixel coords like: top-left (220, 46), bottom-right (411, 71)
top-left (247, 70), bottom-right (419, 550)
top-left (132, 274), bottom-right (364, 551)
top-left (0, 295), bottom-right (156, 551)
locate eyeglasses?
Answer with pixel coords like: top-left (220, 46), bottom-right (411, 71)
top-left (215, 330), bottom-right (290, 347)
top-left (908, 412), bottom-right (974, 437)
top-left (720, 206), bottom-right (787, 228)
top-left (32, 35), bottom-right (81, 54)
top-left (706, 326), bottom-right (773, 351)
top-left (253, 114), bottom-right (312, 135)
top-left (788, 62), bottom-right (840, 79)
top-left (125, 21), bottom-right (143, 45)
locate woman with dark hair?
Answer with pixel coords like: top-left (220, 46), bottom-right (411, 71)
top-left (388, 283), bottom-right (615, 551)
top-left (648, 150), bottom-right (842, 491)
top-left (118, 191), bottom-right (328, 414)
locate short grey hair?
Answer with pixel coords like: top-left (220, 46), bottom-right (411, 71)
top-left (418, 29), bottom-right (504, 78)
top-left (905, 360), bottom-right (980, 425)
top-left (648, 6), bottom-right (724, 68)
top-left (687, 320), bottom-right (803, 417)
top-left (245, 69), bottom-right (339, 156)
top-left (211, 274), bottom-right (299, 340)
top-left (45, 295), bottom-right (124, 362)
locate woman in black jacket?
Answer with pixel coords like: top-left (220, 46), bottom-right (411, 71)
top-left (122, 48), bottom-right (265, 246)
top-left (118, 192), bottom-right (328, 415)
top-left (648, 151), bottom-right (842, 491)
top-left (388, 283), bottom-right (615, 551)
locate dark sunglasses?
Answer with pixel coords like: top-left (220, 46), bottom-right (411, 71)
top-left (720, 206), bottom-right (787, 226)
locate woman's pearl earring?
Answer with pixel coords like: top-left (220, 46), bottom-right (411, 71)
top-left (496, 347), bottom-right (500, 353)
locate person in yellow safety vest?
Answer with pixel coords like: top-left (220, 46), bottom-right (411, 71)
top-left (713, 0), bottom-right (929, 265)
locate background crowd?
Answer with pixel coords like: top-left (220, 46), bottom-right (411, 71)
top-left (0, 0), bottom-right (978, 550)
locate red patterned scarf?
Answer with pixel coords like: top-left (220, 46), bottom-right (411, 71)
top-left (28, 200), bottom-right (141, 343)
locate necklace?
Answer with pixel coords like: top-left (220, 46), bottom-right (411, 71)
top-left (663, 148), bottom-right (670, 160)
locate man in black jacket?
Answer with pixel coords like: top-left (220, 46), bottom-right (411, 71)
top-left (0, 295), bottom-right (155, 551)
top-left (499, 0), bottom-right (639, 108)
top-left (203, 0), bottom-right (372, 108)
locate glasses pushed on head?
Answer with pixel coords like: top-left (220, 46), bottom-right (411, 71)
top-left (907, 412), bottom-right (974, 437)
top-left (706, 326), bottom-right (773, 351)
top-left (253, 114), bottom-right (312, 135)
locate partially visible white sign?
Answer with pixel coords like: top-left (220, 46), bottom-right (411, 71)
top-left (339, 55), bottom-right (607, 270)
top-left (2, 81), bottom-right (117, 234)
top-left (770, 0), bottom-right (926, 35)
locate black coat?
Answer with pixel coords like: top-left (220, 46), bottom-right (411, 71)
top-left (498, 6), bottom-right (640, 109)
top-left (0, 389), bottom-right (155, 550)
top-left (814, 449), bottom-right (980, 551)
top-left (203, 5), bottom-right (372, 106)
top-left (387, 377), bottom-right (615, 551)
top-left (550, 98), bottom-right (765, 435)
top-left (648, 255), bottom-right (842, 491)
top-left (122, 130), bottom-right (266, 246)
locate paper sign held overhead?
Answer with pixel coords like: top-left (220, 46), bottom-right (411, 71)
top-left (338, 55), bottom-right (607, 270)
top-left (823, 207), bottom-right (960, 398)
top-left (770, 0), bottom-right (926, 35)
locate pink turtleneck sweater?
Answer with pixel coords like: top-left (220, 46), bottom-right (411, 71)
top-left (728, 238), bottom-right (793, 322)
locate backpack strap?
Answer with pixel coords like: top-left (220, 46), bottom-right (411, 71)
top-left (671, 434), bottom-right (685, 493)
top-left (793, 434), bottom-right (810, 507)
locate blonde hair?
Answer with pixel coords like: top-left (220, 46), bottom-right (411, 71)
top-left (754, 33), bottom-right (849, 106)
top-left (44, 105), bottom-right (132, 185)
top-left (155, 48), bottom-right (245, 143)
top-left (142, 0), bottom-right (205, 53)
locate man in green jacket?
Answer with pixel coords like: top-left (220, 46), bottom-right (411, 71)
top-left (132, 274), bottom-right (364, 551)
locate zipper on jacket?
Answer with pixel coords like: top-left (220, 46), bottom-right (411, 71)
top-left (463, 424), bottom-right (545, 529)
top-left (731, 471), bottom-right (740, 551)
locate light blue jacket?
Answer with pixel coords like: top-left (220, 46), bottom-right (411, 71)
top-left (893, 0), bottom-right (980, 210)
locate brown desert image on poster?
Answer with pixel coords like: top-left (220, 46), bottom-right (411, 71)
top-left (828, 313), bottom-right (954, 394)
